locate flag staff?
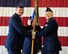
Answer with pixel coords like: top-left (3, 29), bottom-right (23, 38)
top-left (31, 0), bottom-right (39, 54)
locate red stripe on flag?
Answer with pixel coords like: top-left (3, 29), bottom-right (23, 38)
top-left (0, 36), bottom-right (68, 46)
top-left (31, 0), bottom-right (68, 7)
top-left (0, 17), bottom-right (68, 26)
top-left (0, 36), bottom-right (7, 45)
top-left (58, 37), bottom-right (68, 46)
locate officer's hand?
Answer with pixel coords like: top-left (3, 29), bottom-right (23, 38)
top-left (32, 20), bottom-right (37, 27)
top-left (27, 19), bottom-right (31, 25)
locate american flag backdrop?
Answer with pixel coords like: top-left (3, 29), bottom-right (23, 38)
top-left (0, 0), bottom-right (68, 54)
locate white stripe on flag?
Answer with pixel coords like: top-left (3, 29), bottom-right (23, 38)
top-left (0, 7), bottom-right (68, 17)
top-left (0, 46), bottom-right (68, 54)
top-left (0, 26), bottom-right (68, 36)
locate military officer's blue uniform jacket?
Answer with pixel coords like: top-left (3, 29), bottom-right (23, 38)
top-left (5, 13), bottom-right (32, 50)
top-left (36, 18), bottom-right (62, 52)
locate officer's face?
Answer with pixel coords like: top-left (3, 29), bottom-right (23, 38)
top-left (45, 12), bottom-right (53, 20)
top-left (16, 7), bottom-right (24, 16)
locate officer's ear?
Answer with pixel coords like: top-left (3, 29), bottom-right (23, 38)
top-left (51, 12), bottom-right (53, 16)
top-left (16, 7), bottom-right (19, 12)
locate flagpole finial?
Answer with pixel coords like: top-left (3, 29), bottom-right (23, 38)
top-left (35, 0), bottom-right (38, 2)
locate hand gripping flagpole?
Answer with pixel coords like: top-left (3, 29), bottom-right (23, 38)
top-left (31, 0), bottom-right (39, 54)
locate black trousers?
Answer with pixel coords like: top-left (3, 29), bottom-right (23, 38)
top-left (8, 49), bottom-right (22, 54)
top-left (41, 51), bottom-right (59, 54)
top-left (41, 49), bottom-right (59, 54)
